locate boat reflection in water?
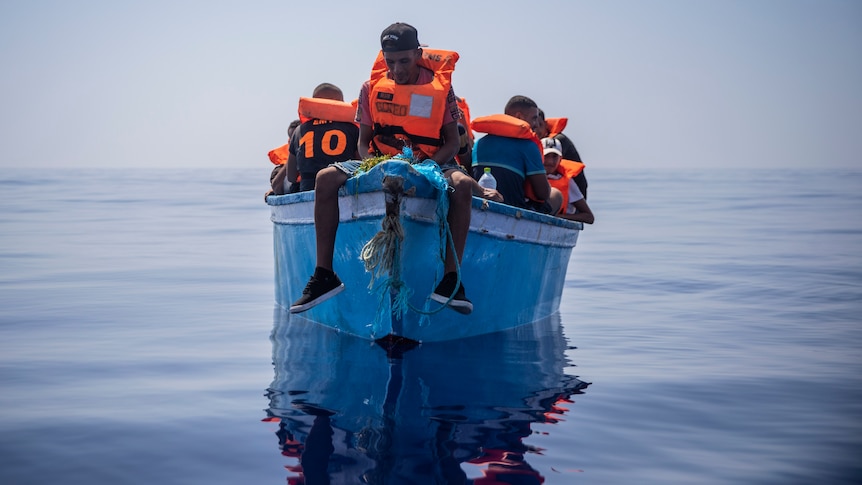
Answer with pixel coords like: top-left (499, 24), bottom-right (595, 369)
top-left (264, 309), bottom-right (590, 484)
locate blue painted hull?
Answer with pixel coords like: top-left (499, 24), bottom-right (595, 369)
top-left (267, 161), bottom-right (581, 342)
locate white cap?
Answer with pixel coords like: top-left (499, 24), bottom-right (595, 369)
top-left (541, 137), bottom-right (562, 157)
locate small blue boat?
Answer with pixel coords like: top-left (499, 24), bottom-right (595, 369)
top-left (266, 160), bottom-right (582, 342)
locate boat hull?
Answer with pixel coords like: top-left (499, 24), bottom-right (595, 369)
top-left (268, 161), bottom-right (581, 342)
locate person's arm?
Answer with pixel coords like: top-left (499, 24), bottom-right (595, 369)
top-left (455, 123), bottom-right (473, 170)
top-left (559, 197), bottom-right (594, 224)
top-left (351, 128), bottom-right (361, 159)
top-left (358, 123), bottom-right (374, 158)
top-left (526, 173), bottom-right (551, 201)
top-left (286, 152), bottom-right (298, 183)
top-left (523, 139), bottom-right (551, 201)
top-left (434, 121), bottom-right (461, 164)
top-left (466, 177), bottom-right (503, 202)
top-left (271, 163), bottom-right (288, 195)
top-left (573, 171), bottom-right (587, 200)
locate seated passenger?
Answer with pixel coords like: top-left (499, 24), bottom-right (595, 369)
top-left (536, 109), bottom-right (588, 199)
top-left (270, 83), bottom-right (360, 195)
top-left (265, 119), bottom-right (301, 198)
top-left (471, 95), bottom-right (561, 214)
top-left (541, 137), bottom-right (594, 224)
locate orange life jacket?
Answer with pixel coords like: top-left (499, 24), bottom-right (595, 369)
top-left (545, 117), bottom-right (568, 137)
top-left (455, 96), bottom-right (474, 167)
top-left (548, 159), bottom-right (585, 213)
top-left (297, 97), bottom-right (356, 124)
top-left (456, 96), bottom-right (474, 141)
top-left (268, 142), bottom-right (290, 165)
top-left (367, 48), bottom-right (458, 159)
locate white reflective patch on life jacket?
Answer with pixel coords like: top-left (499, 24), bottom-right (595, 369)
top-left (409, 94), bottom-right (434, 118)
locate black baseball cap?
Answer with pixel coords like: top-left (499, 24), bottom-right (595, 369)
top-left (380, 22), bottom-right (421, 52)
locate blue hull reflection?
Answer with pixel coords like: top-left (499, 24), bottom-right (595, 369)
top-left (264, 309), bottom-right (590, 483)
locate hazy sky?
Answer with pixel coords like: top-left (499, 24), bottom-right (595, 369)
top-left (1, 0), bottom-right (860, 170)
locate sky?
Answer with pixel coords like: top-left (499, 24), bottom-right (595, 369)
top-left (1, 0), bottom-right (860, 170)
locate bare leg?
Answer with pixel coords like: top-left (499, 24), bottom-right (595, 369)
top-left (444, 170), bottom-right (473, 273)
top-left (313, 167), bottom-right (349, 271)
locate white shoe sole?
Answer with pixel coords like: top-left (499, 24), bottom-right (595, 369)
top-left (429, 293), bottom-right (473, 315)
top-left (289, 284), bottom-right (345, 313)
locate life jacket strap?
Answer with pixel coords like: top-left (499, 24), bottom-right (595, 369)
top-left (373, 123), bottom-right (443, 148)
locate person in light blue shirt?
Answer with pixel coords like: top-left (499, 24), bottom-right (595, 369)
top-left (472, 95), bottom-right (560, 213)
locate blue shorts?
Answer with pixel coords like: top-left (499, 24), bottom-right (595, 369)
top-left (331, 160), bottom-right (363, 177)
top-left (437, 162), bottom-right (467, 175)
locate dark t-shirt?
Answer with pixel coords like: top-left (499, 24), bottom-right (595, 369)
top-left (289, 119), bottom-right (360, 190)
top-left (555, 133), bottom-right (587, 199)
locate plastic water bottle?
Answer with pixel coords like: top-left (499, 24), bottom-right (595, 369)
top-left (478, 167), bottom-right (497, 190)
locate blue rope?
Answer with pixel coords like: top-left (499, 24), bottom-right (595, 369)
top-left (407, 160), bottom-right (467, 321)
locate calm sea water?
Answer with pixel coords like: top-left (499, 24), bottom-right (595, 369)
top-left (0, 167), bottom-right (860, 484)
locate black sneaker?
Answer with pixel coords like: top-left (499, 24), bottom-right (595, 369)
top-left (430, 272), bottom-right (473, 315)
top-left (290, 267), bottom-right (345, 313)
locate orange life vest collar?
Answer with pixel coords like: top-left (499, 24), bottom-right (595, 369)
top-left (471, 114), bottom-right (535, 140)
top-left (369, 48), bottom-right (458, 86)
top-left (544, 117), bottom-right (568, 138)
top-left (298, 97), bottom-right (356, 124)
top-left (367, 48), bottom-right (458, 159)
top-left (472, 113), bottom-right (542, 155)
top-left (268, 142), bottom-right (290, 165)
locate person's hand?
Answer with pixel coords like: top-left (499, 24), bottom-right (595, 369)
top-left (481, 188), bottom-right (503, 202)
top-left (264, 189), bottom-right (274, 202)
